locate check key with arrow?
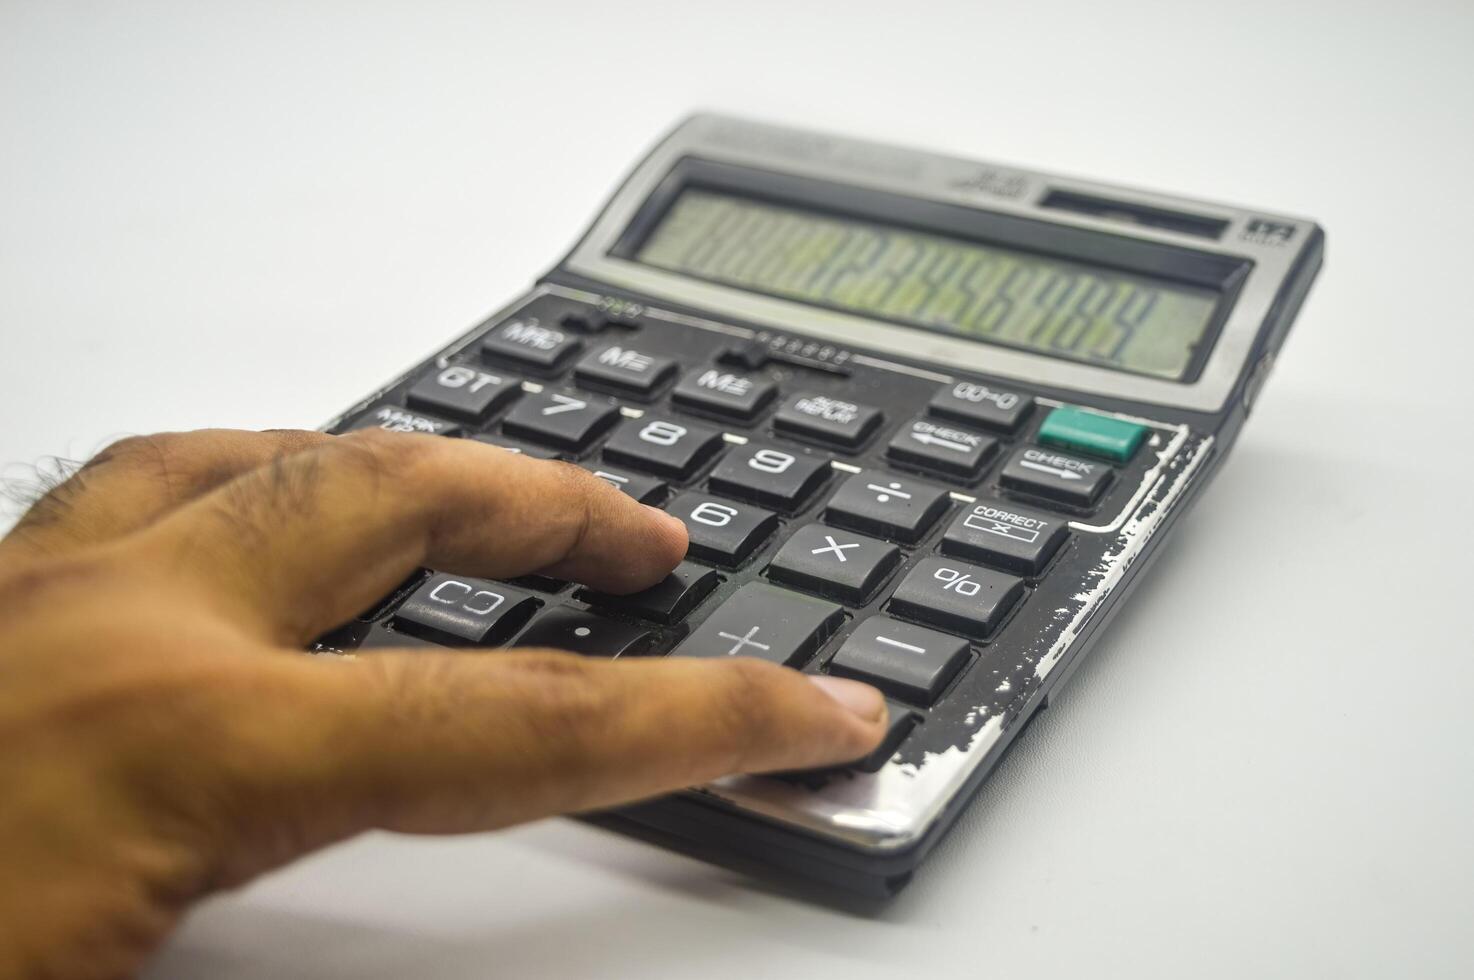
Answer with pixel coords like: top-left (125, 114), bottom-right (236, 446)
top-left (1000, 445), bottom-right (1115, 507)
top-left (886, 418), bottom-right (997, 479)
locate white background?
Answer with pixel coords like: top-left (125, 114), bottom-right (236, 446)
top-left (3, 2), bottom-right (1472, 977)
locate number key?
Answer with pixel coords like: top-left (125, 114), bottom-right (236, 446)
top-left (501, 390), bottom-right (620, 451)
top-left (707, 442), bottom-right (829, 510)
top-left (602, 415), bottom-right (724, 479)
top-left (578, 560), bottom-right (721, 624)
top-left (665, 492), bottom-right (778, 567)
top-left (472, 435), bottom-right (563, 459)
top-left (512, 608), bottom-right (655, 658)
top-left (583, 464), bottom-right (668, 504)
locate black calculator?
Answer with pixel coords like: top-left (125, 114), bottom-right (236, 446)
top-left (320, 115), bottom-right (1324, 895)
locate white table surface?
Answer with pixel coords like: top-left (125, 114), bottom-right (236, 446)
top-left (3, 2), bottom-right (1472, 977)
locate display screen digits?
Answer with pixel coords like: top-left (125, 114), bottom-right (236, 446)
top-left (634, 189), bottom-right (1219, 380)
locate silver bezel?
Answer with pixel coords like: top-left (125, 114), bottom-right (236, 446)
top-left (564, 113), bottom-right (1316, 414)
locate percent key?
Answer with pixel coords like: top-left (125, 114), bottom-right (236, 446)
top-left (888, 556), bottom-right (1025, 638)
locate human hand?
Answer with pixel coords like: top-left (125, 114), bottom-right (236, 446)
top-left (0, 429), bottom-right (886, 978)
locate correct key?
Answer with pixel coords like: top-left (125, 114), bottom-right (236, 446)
top-left (940, 498), bottom-right (1069, 576)
top-left (676, 583), bottom-right (844, 668)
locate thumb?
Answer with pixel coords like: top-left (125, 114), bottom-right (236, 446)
top-left (209, 649), bottom-right (886, 873)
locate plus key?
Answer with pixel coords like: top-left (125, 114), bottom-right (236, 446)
top-left (676, 583), bottom-right (844, 668)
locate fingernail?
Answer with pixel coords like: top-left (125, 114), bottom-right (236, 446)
top-left (807, 675), bottom-right (885, 722)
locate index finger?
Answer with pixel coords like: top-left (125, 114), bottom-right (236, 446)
top-left (123, 431), bottom-right (689, 643)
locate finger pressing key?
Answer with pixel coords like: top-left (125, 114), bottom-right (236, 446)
top-left (193, 648), bottom-right (887, 882)
top-left (120, 431), bottom-right (689, 644)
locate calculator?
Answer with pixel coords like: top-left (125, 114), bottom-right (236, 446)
top-left (320, 115), bottom-right (1324, 895)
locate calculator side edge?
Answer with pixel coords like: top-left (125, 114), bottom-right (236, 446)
top-left (593, 429), bottom-right (1228, 891)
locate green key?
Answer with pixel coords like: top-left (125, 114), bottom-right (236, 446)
top-left (1037, 406), bottom-right (1147, 463)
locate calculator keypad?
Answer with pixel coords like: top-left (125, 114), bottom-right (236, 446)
top-left (329, 294), bottom-right (1178, 776)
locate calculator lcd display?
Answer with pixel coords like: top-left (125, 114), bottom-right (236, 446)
top-left (634, 188), bottom-right (1220, 381)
